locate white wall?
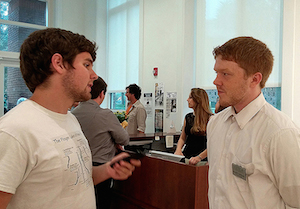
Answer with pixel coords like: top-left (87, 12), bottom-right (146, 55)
top-left (140, 0), bottom-right (195, 133)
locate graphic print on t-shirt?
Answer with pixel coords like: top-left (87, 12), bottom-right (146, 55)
top-left (52, 131), bottom-right (93, 196)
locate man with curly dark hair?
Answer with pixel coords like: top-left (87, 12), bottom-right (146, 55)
top-left (125, 84), bottom-right (147, 134)
top-left (0, 28), bottom-right (140, 209)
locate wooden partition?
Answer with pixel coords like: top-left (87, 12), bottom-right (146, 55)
top-left (111, 156), bottom-right (209, 209)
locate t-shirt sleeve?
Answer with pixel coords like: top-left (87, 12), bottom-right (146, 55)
top-left (0, 131), bottom-right (28, 194)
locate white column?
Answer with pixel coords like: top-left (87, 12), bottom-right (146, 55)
top-left (282, 0), bottom-right (300, 127)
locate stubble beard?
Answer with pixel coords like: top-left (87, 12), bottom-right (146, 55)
top-left (220, 83), bottom-right (248, 108)
top-left (62, 72), bottom-right (91, 102)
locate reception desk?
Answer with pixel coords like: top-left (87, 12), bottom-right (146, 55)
top-left (111, 155), bottom-right (209, 209)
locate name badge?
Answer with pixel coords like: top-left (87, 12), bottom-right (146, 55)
top-left (232, 163), bottom-right (247, 181)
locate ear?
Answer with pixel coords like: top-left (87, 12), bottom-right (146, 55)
top-left (99, 90), bottom-right (105, 99)
top-left (97, 91), bottom-right (105, 104)
top-left (51, 53), bottom-right (66, 74)
top-left (250, 72), bottom-right (262, 88)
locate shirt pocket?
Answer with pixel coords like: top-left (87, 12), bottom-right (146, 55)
top-left (232, 156), bottom-right (254, 193)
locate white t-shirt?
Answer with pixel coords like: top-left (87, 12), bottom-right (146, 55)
top-left (0, 100), bottom-right (96, 209)
top-left (207, 93), bottom-right (300, 209)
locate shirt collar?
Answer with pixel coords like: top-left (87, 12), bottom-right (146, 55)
top-left (223, 93), bottom-right (266, 129)
top-left (132, 100), bottom-right (141, 107)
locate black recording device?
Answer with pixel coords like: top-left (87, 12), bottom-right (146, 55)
top-left (110, 150), bottom-right (145, 168)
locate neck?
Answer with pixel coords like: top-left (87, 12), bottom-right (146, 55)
top-left (233, 89), bottom-right (261, 113)
top-left (130, 98), bottom-right (137, 105)
top-left (30, 87), bottom-right (74, 114)
top-left (93, 97), bottom-right (102, 105)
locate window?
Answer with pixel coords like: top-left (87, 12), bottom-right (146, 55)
top-left (181, 0), bottom-right (283, 116)
top-left (0, 0), bottom-right (47, 52)
top-left (106, 0), bottom-right (139, 92)
top-left (109, 91), bottom-right (126, 110)
top-left (0, 0), bottom-right (49, 115)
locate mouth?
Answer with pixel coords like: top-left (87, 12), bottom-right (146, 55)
top-left (87, 83), bottom-right (93, 91)
top-left (217, 89), bottom-right (225, 95)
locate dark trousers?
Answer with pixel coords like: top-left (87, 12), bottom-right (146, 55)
top-left (93, 162), bottom-right (113, 209)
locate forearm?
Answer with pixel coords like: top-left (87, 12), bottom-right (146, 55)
top-left (92, 163), bottom-right (111, 185)
top-left (92, 152), bottom-right (141, 185)
top-left (175, 120), bottom-right (187, 155)
top-left (175, 138), bottom-right (185, 153)
top-left (198, 149), bottom-right (207, 160)
top-left (0, 191), bottom-right (13, 209)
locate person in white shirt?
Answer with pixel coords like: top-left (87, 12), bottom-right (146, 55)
top-left (207, 36), bottom-right (300, 209)
top-left (0, 28), bottom-right (140, 209)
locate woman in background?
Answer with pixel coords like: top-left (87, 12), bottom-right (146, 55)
top-left (174, 88), bottom-right (213, 165)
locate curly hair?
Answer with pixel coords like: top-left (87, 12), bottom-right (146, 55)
top-left (20, 28), bottom-right (98, 92)
top-left (126, 84), bottom-right (142, 100)
top-left (190, 88), bottom-right (213, 135)
top-left (213, 36), bottom-right (273, 88)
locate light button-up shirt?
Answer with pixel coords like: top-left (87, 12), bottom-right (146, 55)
top-left (207, 93), bottom-right (300, 209)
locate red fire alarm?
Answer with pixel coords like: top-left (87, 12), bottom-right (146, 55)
top-left (153, 67), bottom-right (158, 76)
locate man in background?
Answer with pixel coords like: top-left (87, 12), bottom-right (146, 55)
top-left (207, 36), bottom-right (300, 208)
top-left (72, 76), bottom-right (129, 209)
top-left (0, 28), bottom-right (140, 209)
top-left (125, 84), bottom-right (147, 134)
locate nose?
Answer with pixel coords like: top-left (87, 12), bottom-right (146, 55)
top-left (213, 74), bottom-right (221, 86)
top-left (90, 69), bottom-right (97, 81)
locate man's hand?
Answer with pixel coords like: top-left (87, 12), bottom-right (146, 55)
top-left (93, 152), bottom-right (142, 185)
top-left (107, 152), bottom-right (141, 180)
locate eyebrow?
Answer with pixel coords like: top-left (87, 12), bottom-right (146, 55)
top-left (214, 68), bottom-right (229, 72)
top-left (85, 58), bottom-right (93, 63)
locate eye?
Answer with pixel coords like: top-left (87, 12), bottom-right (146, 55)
top-left (84, 63), bottom-right (90, 68)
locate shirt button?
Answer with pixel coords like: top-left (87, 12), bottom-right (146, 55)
top-left (231, 116), bottom-right (236, 122)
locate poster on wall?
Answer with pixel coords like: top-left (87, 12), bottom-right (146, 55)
top-left (143, 93), bottom-right (153, 118)
top-left (166, 92), bottom-right (177, 118)
top-left (155, 109), bottom-right (163, 133)
top-left (155, 83), bottom-right (164, 108)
